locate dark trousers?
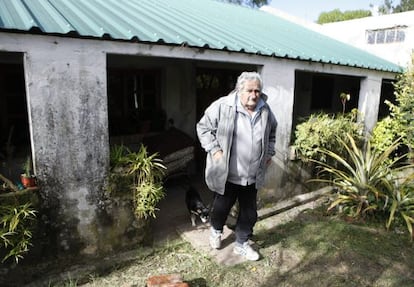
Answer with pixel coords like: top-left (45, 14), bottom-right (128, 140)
top-left (210, 182), bottom-right (258, 244)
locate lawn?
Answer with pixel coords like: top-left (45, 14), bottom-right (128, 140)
top-left (76, 206), bottom-right (414, 287)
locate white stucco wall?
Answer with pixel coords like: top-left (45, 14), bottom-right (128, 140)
top-left (262, 6), bottom-right (414, 68)
top-left (321, 11), bottom-right (414, 67)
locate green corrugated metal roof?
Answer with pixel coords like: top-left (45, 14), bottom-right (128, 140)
top-left (0, 0), bottom-right (402, 73)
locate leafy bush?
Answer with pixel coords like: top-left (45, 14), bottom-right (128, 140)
top-left (370, 116), bottom-right (401, 155)
top-left (371, 55), bottom-right (414, 158)
top-left (293, 110), bottom-right (364, 164)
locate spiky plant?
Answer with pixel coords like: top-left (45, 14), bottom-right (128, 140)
top-left (309, 134), bottom-right (406, 217)
top-left (0, 202), bottom-right (37, 263)
top-left (120, 145), bottom-right (166, 219)
top-left (384, 171), bottom-right (414, 240)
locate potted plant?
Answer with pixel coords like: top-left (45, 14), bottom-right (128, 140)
top-left (20, 157), bottom-right (36, 188)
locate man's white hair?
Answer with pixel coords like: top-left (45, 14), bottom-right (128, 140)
top-left (235, 72), bottom-right (263, 92)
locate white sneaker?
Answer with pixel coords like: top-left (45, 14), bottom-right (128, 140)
top-left (209, 228), bottom-right (222, 249)
top-left (233, 242), bottom-right (260, 261)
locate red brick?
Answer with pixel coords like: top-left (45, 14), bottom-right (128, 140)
top-left (146, 274), bottom-right (184, 287)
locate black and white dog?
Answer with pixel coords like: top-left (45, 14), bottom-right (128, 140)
top-left (185, 186), bottom-right (210, 227)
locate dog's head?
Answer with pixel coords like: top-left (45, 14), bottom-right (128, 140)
top-left (196, 206), bottom-right (210, 223)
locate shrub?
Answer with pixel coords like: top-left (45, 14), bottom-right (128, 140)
top-left (370, 116), bottom-right (401, 155)
top-left (293, 110), bottom-right (364, 164)
top-left (371, 55), bottom-right (414, 158)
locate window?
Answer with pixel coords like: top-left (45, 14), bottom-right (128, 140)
top-left (366, 30), bottom-right (375, 44)
top-left (366, 26), bottom-right (406, 44)
top-left (376, 30), bottom-right (385, 44)
top-left (396, 29), bottom-right (405, 42)
top-left (385, 29), bottom-right (395, 43)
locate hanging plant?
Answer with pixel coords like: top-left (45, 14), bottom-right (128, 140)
top-left (109, 144), bottom-right (166, 219)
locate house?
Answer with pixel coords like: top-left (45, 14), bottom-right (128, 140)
top-left (262, 6), bottom-right (414, 68)
top-left (320, 10), bottom-right (414, 67)
top-left (0, 0), bottom-right (402, 269)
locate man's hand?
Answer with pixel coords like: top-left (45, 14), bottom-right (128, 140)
top-left (213, 150), bottom-right (223, 161)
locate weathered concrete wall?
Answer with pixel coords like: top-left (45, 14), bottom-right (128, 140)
top-left (23, 36), bottom-right (113, 256)
top-left (260, 60), bottom-right (296, 201)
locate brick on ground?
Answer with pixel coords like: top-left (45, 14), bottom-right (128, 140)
top-left (146, 273), bottom-right (189, 287)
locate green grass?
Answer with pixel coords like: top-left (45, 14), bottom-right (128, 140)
top-left (77, 207), bottom-right (414, 287)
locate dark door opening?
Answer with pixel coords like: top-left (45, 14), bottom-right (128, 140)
top-left (293, 71), bottom-right (361, 131)
top-left (0, 52), bottom-right (32, 182)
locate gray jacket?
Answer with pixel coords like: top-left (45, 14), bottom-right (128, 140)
top-left (196, 91), bottom-right (277, 194)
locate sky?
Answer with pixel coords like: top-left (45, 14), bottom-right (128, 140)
top-left (269, 0), bottom-right (386, 22)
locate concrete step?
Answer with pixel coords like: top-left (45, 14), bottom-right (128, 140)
top-left (257, 186), bottom-right (332, 221)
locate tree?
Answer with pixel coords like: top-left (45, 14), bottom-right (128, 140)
top-left (394, 0), bottom-right (414, 11)
top-left (222, 0), bottom-right (269, 8)
top-left (377, 0), bottom-right (393, 14)
top-left (378, 0), bottom-right (414, 14)
top-left (317, 9), bottom-right (372, 24)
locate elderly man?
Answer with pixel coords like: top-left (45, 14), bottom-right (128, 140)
top-left (196, 71), bottom-right (277, 261)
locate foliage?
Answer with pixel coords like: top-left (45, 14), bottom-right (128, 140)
top-left (384, 171), bottom-right (414, 239)
top-left (221, 0), bottom-right (269, 8)
top-left (389, 58), bottom-right (414, 153)
top-left (293, 110), bottom-right (363, 164)
top-left (395, 0), bottom-right (414, 12)
top-left (310, 134), bottom-right (414, 239)
top-left (0, 202), bottom-right (37, 263)
top-left (310, 135), bottom-right (398, 217)
top-left (109, 144), bottom-right (166, 219)
top-left (378, 0), bottom-right (414, 14)
top-left (109, 144), bottom-right (127, 168)
top-left (371, 55), bottom-right (414, 158)
top-left (378, 0), bottom-right (394, 14)
top-left (317, 9), bottom-right (371, 24)
top-left (370, 116), bottom-right (401, 156)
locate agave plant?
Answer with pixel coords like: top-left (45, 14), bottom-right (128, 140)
top-left (309, 134), bottom-right (406, 218)
top-left (384, 171), bottom-right (414, 240)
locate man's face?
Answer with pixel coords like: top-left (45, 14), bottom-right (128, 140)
top-left (239, 80), bottom-right (261, 112)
